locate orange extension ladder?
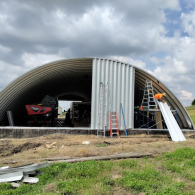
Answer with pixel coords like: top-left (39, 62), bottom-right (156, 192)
top-left (110, 112), bottom-right (119, 137)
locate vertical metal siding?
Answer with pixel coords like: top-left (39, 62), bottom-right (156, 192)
top-left (91, 58), bottom-right (135, 130)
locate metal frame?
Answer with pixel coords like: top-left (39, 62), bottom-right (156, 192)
top-left (139, 109), bottom-right (179, 132)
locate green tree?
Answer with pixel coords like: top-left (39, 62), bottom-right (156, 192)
top-left (192, 99), bottom-right (195, 105)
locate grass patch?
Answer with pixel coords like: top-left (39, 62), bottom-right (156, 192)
top-left (163, 147), bottom-right (195, 161)
top-left (118, 159), bottom-right (137, 169)
top-left (118, 167), bottom-right (163, 192)
top-left (185, 105), bottom-right (195, 111)
top-left (189, 115), bottom-right (195, 124)
top-left (96, 143), bottom-right (108, 147)
top-left (185, 106), bottom-right (195, 124)
top-left (0, 183), bottom-right (14, 191)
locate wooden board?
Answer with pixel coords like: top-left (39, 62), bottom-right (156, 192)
top-left (52, 152), bottom-right (153, 163)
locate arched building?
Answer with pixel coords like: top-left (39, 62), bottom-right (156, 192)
top-left (0, 58), bottom-right (194, 131)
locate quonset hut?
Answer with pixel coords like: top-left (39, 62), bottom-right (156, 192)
top-left (0, 58), bottom-right (194, 131)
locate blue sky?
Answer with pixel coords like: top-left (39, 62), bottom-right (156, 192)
top-left (0, 0), bottom-right (195, 108)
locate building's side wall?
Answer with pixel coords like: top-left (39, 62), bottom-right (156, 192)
top-left (91, 58), bottom-right (135, 130)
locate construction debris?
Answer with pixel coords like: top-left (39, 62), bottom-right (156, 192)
top-left (11, 182), bottom-right (20, 188)
top-left (158, 102), bottom-right (186, 142)
top-left (46, 142), bottom-right (57, 149)
top-left (0, 162), bottom-right (50, 187)
top-left (22, 176), bottom-right (39, 184)
top-left (0, 171), bottom-right (23, 183)
top-left (82, 141), bottom-right (90, 145)
top-left (0, 166), bottom-right (9, 170)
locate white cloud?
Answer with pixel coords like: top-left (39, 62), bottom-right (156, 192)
top-left (22, 53), bottom-right (63, 68)
top-left (0, 53), bottom-right (63, 90)
top-left (181, 11), bottom-right (195, 38)
top-left (148, 30), bottom-right (195, 106)
top-left (149, 57), bottom-right (192, 84)
top-left (0, 1), bottom-right (180, 58)
top-left (180, 90), bottom-right (193, 100)
top-left (110, 56), bottom-right (146, 69)
top-left (0, 60), bottom-right (29, 89)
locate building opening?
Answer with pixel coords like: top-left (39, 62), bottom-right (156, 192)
top-left (58, 100), bottom-right (91, 128)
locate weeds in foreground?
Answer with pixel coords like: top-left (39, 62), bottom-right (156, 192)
top-left (96, 143), bottom-right (108, 147)
top-left (1, 147), bottom-right (195, 195)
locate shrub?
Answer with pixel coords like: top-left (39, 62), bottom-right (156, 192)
top-left (191, 99), bottom-right (195, 106)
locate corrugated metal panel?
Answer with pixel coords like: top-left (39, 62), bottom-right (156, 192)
top-left (0, 171), bottom-right (23, 183)
top-left (158, 102), bottom-right (186, 141)
top-left (91, 58), bottom-right (135, 130)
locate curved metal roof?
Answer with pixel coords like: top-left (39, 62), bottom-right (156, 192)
top-left (0, 58), bottom-right (93, 124)
top-left (0, 57), bottom-right (193, 129)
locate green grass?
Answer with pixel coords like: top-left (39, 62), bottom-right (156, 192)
top-left (186, 106), bottom-right (195, 124)
top-left (1, 147), bottom-right (195, 194)
top-left (189, 115), bottom-right (195, 124)
top-left (96, 143), bottom-right (108, 147)
top-left (185, 105), bottom-right (195, 111)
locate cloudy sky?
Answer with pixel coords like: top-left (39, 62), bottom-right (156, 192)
top-left (0, 0), bottom-right (195, 108)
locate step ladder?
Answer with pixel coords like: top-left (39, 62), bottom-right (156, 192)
top-left (110, 112), bottom-right (119, 137)
top-left (97, 82), bottom-right (108, 138)
top-left (139, 80), bottom-right (158, 133)
top-left (141, 80), bottom-right (157, 109)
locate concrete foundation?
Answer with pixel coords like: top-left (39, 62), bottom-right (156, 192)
top-left (0, 127), bottom-right (194, 139)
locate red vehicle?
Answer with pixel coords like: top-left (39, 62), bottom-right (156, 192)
top-left (25, 95), bottom-right (57, 126)
top-left (25, 105), bottom-right (52, 116)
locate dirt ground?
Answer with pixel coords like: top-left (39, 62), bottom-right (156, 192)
top-left (0, 133), bottom-right (195, 167)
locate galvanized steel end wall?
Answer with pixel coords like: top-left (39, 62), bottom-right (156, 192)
top-left (91, 58), bottom-right (135, 130)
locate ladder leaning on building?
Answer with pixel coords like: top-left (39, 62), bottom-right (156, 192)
top-left (97, 82), bottom-right (108, 138)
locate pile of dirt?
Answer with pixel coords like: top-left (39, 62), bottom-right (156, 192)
top-left (12, 142), bottom-right (41, 153)
top-left (0, 142), bottom-right (41, 157)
